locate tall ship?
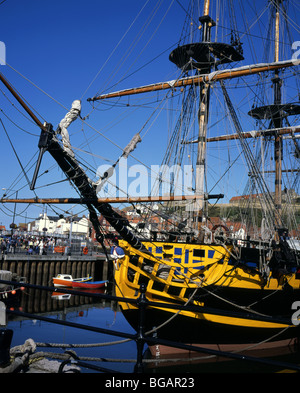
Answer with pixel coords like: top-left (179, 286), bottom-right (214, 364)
top-left (1, 0), bottom-right (300, 355)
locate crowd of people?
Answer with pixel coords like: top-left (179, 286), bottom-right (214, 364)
top-left (0, 234), bottom-right (64, 255)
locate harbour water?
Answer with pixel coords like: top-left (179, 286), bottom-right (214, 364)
top-left (1, 254), bottom-right (299, 374)
top-left (6, 286), bottom-right (138, 373)
top-left (5, 284), bottom-right (300, 374)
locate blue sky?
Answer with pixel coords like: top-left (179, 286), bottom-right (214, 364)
top-left (0, 0), bottom-right (183, 228)
top-left (0, 0), bottom-right (299, 229)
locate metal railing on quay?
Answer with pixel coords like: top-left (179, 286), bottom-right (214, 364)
top-left (1, 244), bottom-right (101, 256)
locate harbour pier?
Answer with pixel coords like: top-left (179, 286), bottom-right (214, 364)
top-left (0, 253), bottom-right (110, 314)
top-left (0, 253), bottom-right (109, 286)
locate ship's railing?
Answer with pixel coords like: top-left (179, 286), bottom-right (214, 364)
top-left (0, 280), bottom-right (299, 374)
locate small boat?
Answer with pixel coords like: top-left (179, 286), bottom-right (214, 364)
top-left (52, 274), bottom-right (92, 288)
top-left (71, 280), bottom-right (108, 289)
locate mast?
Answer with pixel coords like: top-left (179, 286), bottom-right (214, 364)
top-left (194, 0), bottom-right (212, 226)
top-left (273, 0), bottom-right (283, 224)
top-left (247, 0), bottom-right (300, 233)
top-left (167, 0), bottom-right (244, 236)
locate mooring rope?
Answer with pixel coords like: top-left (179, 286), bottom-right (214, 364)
top-left (35, 339), bottom-right (131, 348)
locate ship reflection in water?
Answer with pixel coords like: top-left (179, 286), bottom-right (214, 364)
top-left (5, 285), bottom-right (300, 374)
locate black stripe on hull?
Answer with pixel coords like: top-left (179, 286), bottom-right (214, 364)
top-left (121, 307), bottom-right (299, 346)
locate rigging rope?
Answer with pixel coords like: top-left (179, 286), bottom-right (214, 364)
top-left (0, 117), bottom-right (37, 197)
top-left (80, 0), bottom-right (152, 100)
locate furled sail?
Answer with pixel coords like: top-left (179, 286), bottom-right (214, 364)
top-left (94, 132), bottom-right (141, 192)
top-left (57, 100), bottom-right (81, 157)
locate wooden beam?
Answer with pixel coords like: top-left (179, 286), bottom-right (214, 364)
top-left (88, 59), bottom-right (300, 101)
top-left (0, 72), bottom-right (46, 130)
top-left (182, 126), bottom-right (300, 143)
top-left (0, 195), bottom-right (204, 204)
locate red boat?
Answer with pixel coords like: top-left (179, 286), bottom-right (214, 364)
top-left (53, 274), bottom-right (92, 288)
top-left (71, 280), bottom-right (108, 289)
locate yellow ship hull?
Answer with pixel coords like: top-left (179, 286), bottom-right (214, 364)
top-left (114, 240), bottom-right (300, 347)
